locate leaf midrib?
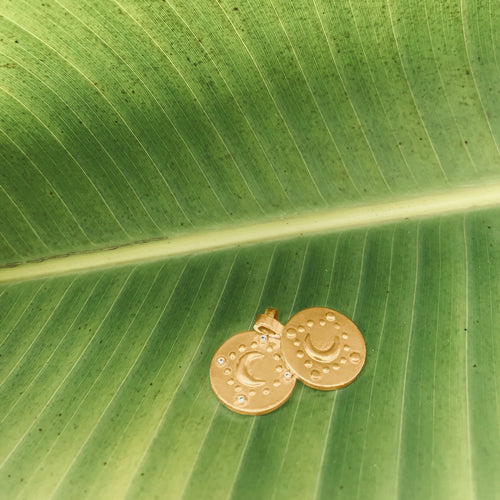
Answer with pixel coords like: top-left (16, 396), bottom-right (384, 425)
top-left (1, 181), bottom-right (500, 284)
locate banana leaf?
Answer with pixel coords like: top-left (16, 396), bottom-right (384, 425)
top-left (0, 1), bottom-right (499, 498)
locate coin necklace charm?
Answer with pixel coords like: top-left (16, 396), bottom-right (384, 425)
top-left (210, 307), bottom-right (365, 414)
top-left (280, 307), bottom-right (365, 390)
top-left (210, 309), bottom-right (296, 415)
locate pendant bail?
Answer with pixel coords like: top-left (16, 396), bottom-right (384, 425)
top-left (254, 308), bottom-right (284, 338)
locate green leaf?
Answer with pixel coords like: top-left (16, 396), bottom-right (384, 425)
top-left (0, 1), bottom-right (499, 499)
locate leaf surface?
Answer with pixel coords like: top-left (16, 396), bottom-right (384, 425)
top-left (0, 1), bottom-right (499, 499)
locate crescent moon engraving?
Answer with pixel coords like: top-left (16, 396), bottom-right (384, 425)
top-left (236, 352), bottom-right (266, 387)
top-left (304, 334), bottom-right (341, 363)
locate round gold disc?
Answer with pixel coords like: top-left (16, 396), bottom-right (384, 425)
top-left (210, 331), bottom-right (296, 415)
top-left (280, 307), bottom-right (366, 390)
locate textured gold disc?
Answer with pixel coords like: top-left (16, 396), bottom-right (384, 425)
top-left (210, 330), bottom-right (296, 415)
top-left (280, 307), bottom-right (365, 390)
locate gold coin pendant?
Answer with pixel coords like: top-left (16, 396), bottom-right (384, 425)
top-left (281, 307), bottom-right (365, 390)
top-left (210, 331), bottom-right (296, 415)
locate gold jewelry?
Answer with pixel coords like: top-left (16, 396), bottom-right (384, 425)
top-left (210, 307), bottom-right (365, 414)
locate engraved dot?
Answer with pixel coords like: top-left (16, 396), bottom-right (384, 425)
top-left (276, 365), bottom-right (283, 372)
top-left (249, 390), bottom-right (256, 396)
top-left (260, 335), bottom-right (267, 342)
top-left (304, 360), bottom-right (313, 369)
top-left (239, 344), bottom-right (246, 352)
top-left (311, 369), bottom-right (321, 380)
top-left (307, 320), bottom-right (314, 328)
top-left (332, 363), bottom-right (340, 370)
top-left (286, 328), bottom-right (297, 339)
top-left (235, 385), bottom-right (242, 392)
top-left (273, 380), bottom-right (281, 387)
top-left (274, 353), bottom-right (281, 361)
top-left (334, 323), bottom-right (341, 330)
top-left (320, 319), bottom-right (326, 326)
top-left (350, 352), bottom-right (361, 364)
top-left (293, 340), bottom-right (300, 347)
top-left (296, 350), bottom-right (304, 358)
top-left (251, 342), bottom-right (258, 348)
top-left (217, 357), bottom-right (225, 365)
top-left (340, 357), bottom-right (347, 365)
top-left (229, 352), bottom-right (236, 360)
top-left (263, 388), bottom-right (270, 395)
top-left (298, 326), bottom-right (305, 333)
top-left (227, 378), bottom-right (235, 385)
top-left (326, 312), bottom-right (336, 321)
top-left (284, 371), bottom-right (292, 379)
top-left (343, 345), bottom-right (350, 352)
top-left (266, 346), bottom-right (273, 353)
top-left (224, 368), bottom-right (231, 375)
top-left (322, 367), bottom-right (330, 374)
top-left (342, 333), bottom-right (348, 340)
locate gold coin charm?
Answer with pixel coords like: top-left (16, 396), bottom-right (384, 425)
top-left (280, 307), bottom-right (365, 390)
top-left (210, 329), bottom-right (296, 415)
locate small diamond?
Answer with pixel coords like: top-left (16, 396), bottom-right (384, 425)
top-left (260, 335), bottom-right (267, 342)
top-left (217, 357), bottom-right (225, 365)
top-left (284, 372), bottom-right (291, 379)
top-left (237, 395), bottom-right (245, 402)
